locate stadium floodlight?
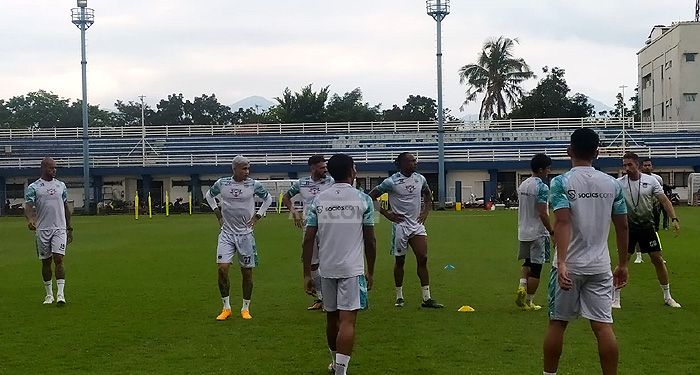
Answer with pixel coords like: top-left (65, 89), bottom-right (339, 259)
top-left (426, 0), bottom-right (449, 209)
top-left (71, 0), bottom-right (95, 213)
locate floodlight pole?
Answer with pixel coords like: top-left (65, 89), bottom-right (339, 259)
top-left (71, 0), bottom-right (95, 213)
top-left (139, 95), bottom-right (146, 167)
top-left (620, 84), bottom-right (627, 154)
top-left (427, 0), bottom-right (450, 209)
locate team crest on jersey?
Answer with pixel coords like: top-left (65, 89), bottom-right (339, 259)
top-left (642, 183), bottom-right (649, 188)
top-left (406, 185), bottom-right (416, 193)
top-left (310, 187), bottom-right (320, 195)
top-left (47, 188), bottom-right (57, 196)
top-left (231, 188), bottom-right (242, 197)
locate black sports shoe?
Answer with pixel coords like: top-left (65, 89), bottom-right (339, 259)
top-left (394, 297), bottom-right (405, 307)
top-left (421, 298), bottom-right (444, 308)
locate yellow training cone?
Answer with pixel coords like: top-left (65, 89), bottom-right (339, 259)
top-left (458, 305), bottom-right (475, 312)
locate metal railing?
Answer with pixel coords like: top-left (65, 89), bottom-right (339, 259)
top-left (2, 144), bottom-right (699, 169)
top-left (2, 118), bottom-right (700, 140)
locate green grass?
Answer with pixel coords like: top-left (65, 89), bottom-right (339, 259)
top-left (1, 208), bottom-right (699, 374)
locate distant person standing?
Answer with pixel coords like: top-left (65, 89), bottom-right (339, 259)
top-left (303, 153), bottom-right (376, 375)
top-left (282, 155), bottom-right (334, 310)
top-left (25, 157), bottom-right (73, 306)
top-left (205, 155), bottom-right (273, 321)
top-left (543, 129), bottom-right (629, 375)
top-left (615, 153), bottom-right (681, 309)
top-left (515, 153), bottom-right (554, 311)
top-left (368, 152), bottom-right (443, 309)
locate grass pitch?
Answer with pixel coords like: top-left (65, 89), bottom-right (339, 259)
top-left (1, 208), bottom-right (698, 374)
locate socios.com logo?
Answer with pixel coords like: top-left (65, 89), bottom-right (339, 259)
top-left (568, 189), bottom-right (614, 200)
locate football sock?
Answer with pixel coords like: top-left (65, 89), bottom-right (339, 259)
top-left (222, 296), bottom-right (231, 310)
top-left (335, 354), bottom-right (350, 375)
top-left (44, 280), bottom-right (53, 297)
top-left (421, 285), bottom-right (431, 301)
top-left (57, 279), bottom-right (65, 296)
top-left (661, 284), bottom-right (671, 300)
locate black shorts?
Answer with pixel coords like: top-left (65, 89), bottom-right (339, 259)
top-left (628, 228), bottom-right (662, 254)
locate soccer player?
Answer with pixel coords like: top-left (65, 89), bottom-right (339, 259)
top-left (631, 158), bottom-right (666, 263)
top-left (368, 152), bottom-right (443, 308)
top-left (515, 153), bottom-right (554, 311)
top-left (24, 157), bottom-right (73, 305)
top-left (303, 153), bottom-right (376, 375)
top-left (205, 155), bottom-right (273, 321)
top-left (614, 152), bottom-right (681, 309)
top-left (543, 128), bottom-right (629, 375)
top-left (282, 155), bottom-right (334, 310)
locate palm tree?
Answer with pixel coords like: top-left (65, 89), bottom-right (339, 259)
top-left (458, 37), bottom-right (534, 120)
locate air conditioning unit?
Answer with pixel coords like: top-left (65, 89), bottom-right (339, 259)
top-left (3, 145), bottom-right (11, 155)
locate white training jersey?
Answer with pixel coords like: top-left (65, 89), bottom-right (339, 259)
top-left (550, 167), bottom-right (627, 275)
top-left (207, 177), bottom-right (272, 235)
top-left (375, 172), bottom-right (428, 225)
top-left (518, 176), bottom-right (550, 241)
top-left (306, 183), bottom-right (375, 279)
top-left (25, 178), bottom-right (68, 231)
top-left (618, 173), bottom-right (663, 231)
top-left (286, 175), bottom-right (334, 217)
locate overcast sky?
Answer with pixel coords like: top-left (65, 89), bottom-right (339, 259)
top-left (1, 0), bottom-right (696, 114)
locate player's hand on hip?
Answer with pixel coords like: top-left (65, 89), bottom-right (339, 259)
top-left (304, 275), bottom-right (315, 295)
top-left (613, 265), bottom-right (628, 289)
top-left (418, 210), bottom-right (428, 224)
top-left (27, 220), bottom-right (36, 231)
top-left (248, 214), bottom-right (261, 229)
top-left (292, 211), bottom-right (304, 228)
top-left (384, 211), bottom-right (405, 224)
top-left (556, 263), bottom-right (573, 291)
top-left (365, 273), bottom-right (373, 291)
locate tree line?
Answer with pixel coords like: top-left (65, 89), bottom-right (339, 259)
top-left (0, 36), bottom-right (640, 129)
top-left (0, 88), bottom-right (452, 129)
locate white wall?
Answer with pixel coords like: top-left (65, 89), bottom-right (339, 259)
top-left (446, 170), bottom-right (490, 200)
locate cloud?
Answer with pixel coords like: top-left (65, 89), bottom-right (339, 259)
top-left (0, 0), bottom-right (694, 113)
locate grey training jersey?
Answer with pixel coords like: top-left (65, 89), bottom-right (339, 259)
top-left (618, 173), bottom-right (663, 231)
top-left (375, 172), bottom-right (428, 225)
top-left (306, 183), bottom-right (375, 279)
top-left (550, 167), bottom-right (627, 275)
top-left (287, 175), bottom-right (334, 217)
top-left (518, 176), bottom-right (550, 241)
top-left (208, 177), bottom-right (271, 235)
top-left (25, 178), bottom-right (68, 230)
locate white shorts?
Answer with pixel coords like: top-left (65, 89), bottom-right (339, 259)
top-left (548, 270), bottom-right (613, 324)
top-left (302, 225), bottom-right (320, 266)
top-left (518, 236), bottom-right (550, 264)
top-left (35, 229), bottom-right (67, 260)
top-left (390, 222), bottom-right (427, 257)
top-left (321, 275), bottom-right (368, 312)
top-left (216, 231), bottom-right (258, 268)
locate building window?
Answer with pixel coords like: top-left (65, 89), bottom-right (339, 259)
top-left (684, 93), bottom-right (697, 102)
top-left (674, 172), bottom-right (690, 187)
top-left (666, 99), bottom-right (672, 107)
top-left (642, 74), bottom-right (652, 89)
top-left (6, 183), bottom-right (25, 199)
top-left (658, 172), bottom-right (671, 185)
top-left (665, 60), bottom-right (673, 69)
top-left (684, 53), bottom-right (697, 62)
